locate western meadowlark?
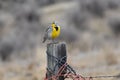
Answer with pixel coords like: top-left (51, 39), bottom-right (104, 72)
top-left (42, 22), bottom-right (60, 43)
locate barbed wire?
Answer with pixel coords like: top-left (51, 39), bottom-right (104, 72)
top-left (44, 53), bottom-right (120, 80)
top-left (85, 75), bottom-right (120, 78)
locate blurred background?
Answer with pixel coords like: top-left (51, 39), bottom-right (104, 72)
top-left (0, 0), bottom-right (120, 80)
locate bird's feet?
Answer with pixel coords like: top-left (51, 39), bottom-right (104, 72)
top-left (52, 39), bottom-right (59, 44)
top-left (48, 41), bottom-right (59, 45)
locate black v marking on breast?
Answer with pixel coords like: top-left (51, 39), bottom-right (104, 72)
top-left (55, 27), bottom-right (58, 31)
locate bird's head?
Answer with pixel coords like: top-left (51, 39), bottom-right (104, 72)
top-left (51, 21), bottom-right (57, 28)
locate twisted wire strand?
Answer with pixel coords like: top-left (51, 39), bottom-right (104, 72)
top-left (45, 52), bottom-right (120, 80)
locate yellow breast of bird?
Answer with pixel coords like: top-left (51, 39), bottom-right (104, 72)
top-left (51, 26), bottom-right (60, 39)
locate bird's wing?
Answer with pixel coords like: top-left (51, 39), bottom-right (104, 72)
top-left (46, 26), bottom-right (52, 32)
top-left (43, 26), bottom-right (52, 43)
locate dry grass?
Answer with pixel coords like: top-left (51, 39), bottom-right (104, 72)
top-left (0, 46), bottom-right (46, 80)
top-left (105, 52), bottom-right (118, 65)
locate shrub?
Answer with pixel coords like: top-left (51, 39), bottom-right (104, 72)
top-left (79, 0), bottom-right (105, 17)
top-left (0, 0), bottom-right (42, 60)
top-left (66, 9), bottom-right (88, 31)
top-left (0, 43), bottom-right (14, 61)
top-left (107, 0), bottom-right (119, 9)
top-left (108, 18), bottom-right (120, 36)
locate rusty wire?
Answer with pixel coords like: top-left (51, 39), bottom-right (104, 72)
top-left (44, 53), bottom-right (120, 80)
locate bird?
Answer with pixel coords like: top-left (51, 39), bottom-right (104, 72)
top-left (43, 22), bottom-right (61, 43)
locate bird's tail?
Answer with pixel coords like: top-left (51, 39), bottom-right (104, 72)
top-left (42, 37), bottom-right (46, 43)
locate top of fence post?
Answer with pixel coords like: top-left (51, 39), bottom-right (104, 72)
top-left (46, 42), bottom-right (67, 80)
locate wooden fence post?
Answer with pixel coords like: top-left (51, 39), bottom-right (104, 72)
top-left (46, 42), bottom-right (67, 80)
